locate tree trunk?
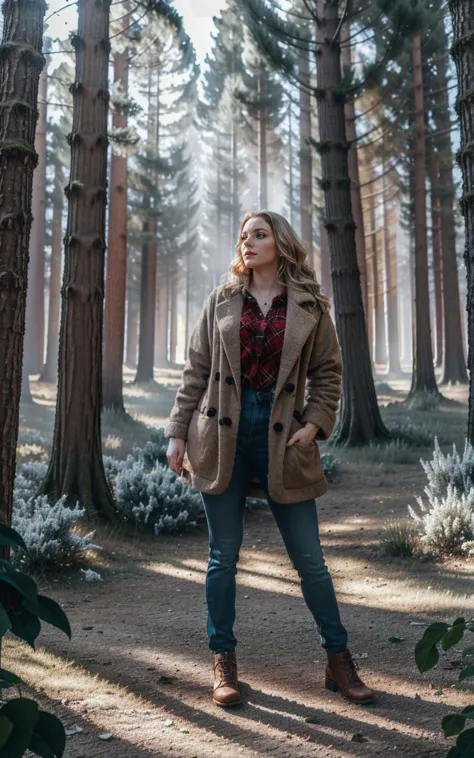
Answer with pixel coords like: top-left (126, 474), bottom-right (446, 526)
top-left (428, 150), bottom-right (443, 367)
top-left (409, 31), bottom-right (438, 395)
top-left (0, 0), bottom-right (45, 528)
top-left (433, 56), bottom-right (468, 385)
top-left (24, 64), bottom-right (47, 379)
top-left (38, 0), bottom-right (117, 521)
top-left (125, 294), bottom-right (138, 368)
top-left (341, 21), bottom-right (368, 315)
top-left (231, 51), bottom-right (240, 246)
top-left (155, 266), bottom-right (168, 367)
top-left (449, 0), bottom-right (474, 439)
top-left (314, 1), bottom-right (389, 444)
top-left (319, 221), bottom-right (332, 299)
top-left (288, 101), bottom-right (295, 228)
top-left (299, 52), bottom-right (313, 266)
top-left (383, 168), bottom-right (401, 375)
top-left (39, 191), bottom-right (62, 383)
top-left (103, 39), bottom-right (129, 410)
top-left (169, 275), bottom-right (178, 366)
top-left (135, 71), bottom-right (158, 384)
top-left (258, 71), bottom-right (268, 208)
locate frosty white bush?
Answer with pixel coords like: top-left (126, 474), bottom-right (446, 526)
top-left (113, 458), bottom-right (203, 534)
top-left (420, 437), bottom-right (474, 501)
top-left (408, 438), bottom-right (474, 556)
top-left (11, 494), bottom-right (101, 572)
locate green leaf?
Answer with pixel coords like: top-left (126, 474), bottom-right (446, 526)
top-left (0, 670), bottom-right (23, 689)
top-left (0, 604), bottom-right (11, 638)
top-left (459, 667), bottom-right (474, 682)
top-left (462, 706), bottom-right (474, 718)
top-left (22, 596), bottom-right (71, 640)
top-left (446, 747), bottom-right (461, 758)
top-left (0, 525), bottom-right (27, 552)
top-left (29, 734), bottom-right (56, 758)
top-left (9, 608), bottom-right (41, 648)
top-left (415, 622), bottom-right (450, 672)
top-left (0, 717), bottom-right (13, 749)
top-left (443, 620), bottom-right (467, 651)
top-left (0, 725), bottom-right (32, 758)
top-left (0, 698), bottom-right (39, 730)
top-left (443, 714), bottom-right (466, 737)
top-left (456, 727), bottom-right (474, 755)
top-left (32, 712), bottom-right (66, 758)
top-left (0, 565), bottom-right (38, 604)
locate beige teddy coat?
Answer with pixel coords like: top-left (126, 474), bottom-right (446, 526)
top-left (164, 283), bottom-right (342, 504)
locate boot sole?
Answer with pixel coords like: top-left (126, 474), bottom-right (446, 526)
top-left (325, 678), bottom-right (374, 705)
top-left (213, 697), bottom-right (241, 708)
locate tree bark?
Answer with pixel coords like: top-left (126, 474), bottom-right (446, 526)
top-left (383, 168), bottom-right (401, 375)
top-left (433, 56), bottom-right (468, 385)
top-left (155, 265), bottom-right (168, 368)
top-left (38, 0), bottom-right (117, 521)
top-left (125, 293), bottom-right (138, 368)
top-left (135, 72), bottom-right (157, 384)
top-left (103, 39), bottom-right (129, 410)
top-left (428, 150), bottom-right (443, 367)
top-left (341, 21), bottom-right (368, 315)
top-left (314, 0), bottom-right (389, 444)
top-left (258, 70), bottom-right (268, 208)
top-left (39, 188), bottom-right (63, 383)
top-left (169, 274), bottom-right (178, 366)
top-left (24, 64), bottom-right (47, 379)
top-left (448, 0), bottom-right (474, 439)
top-left (319, 221), bottom-right (332, 299)
top-left (0, 0), bottom-right (46, 528)
top-left (409, 31), bottom-right (439, 395)
top-left (299, 51), bottom-right (313, 267)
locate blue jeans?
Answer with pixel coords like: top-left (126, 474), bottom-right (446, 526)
top-left (202, 387), bottom-right (348, 654)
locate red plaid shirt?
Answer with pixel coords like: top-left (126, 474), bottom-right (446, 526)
top-left (240, 287), bottom-right (287, 389)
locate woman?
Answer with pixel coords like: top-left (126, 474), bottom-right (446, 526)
top-left (165, 211), bottom-right (373, 708)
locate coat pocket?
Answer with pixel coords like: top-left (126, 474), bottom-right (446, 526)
top-left (283, 440), bottom-right (324, 489)
top-left (186, 409), bottom-right (218, 481)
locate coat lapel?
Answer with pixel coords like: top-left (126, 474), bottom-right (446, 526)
top-left (274, 291), bottom-right (320, 399)
top-left (216, 290), bottom-right (244, 398)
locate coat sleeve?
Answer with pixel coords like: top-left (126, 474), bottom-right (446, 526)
top-left (300, 310), bottom-right (342, 440)
top-left (164, 292), bottom-right (215, 440)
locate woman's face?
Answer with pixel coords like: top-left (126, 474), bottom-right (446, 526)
top-left (241, 217), bottom-right (278, 271)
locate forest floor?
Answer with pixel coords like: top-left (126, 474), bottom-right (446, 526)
top-left (9, 369), bottom-right (474, 758)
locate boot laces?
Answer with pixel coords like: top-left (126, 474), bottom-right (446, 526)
top-left (215, 659), bottom-right (236, 687)
top-left (343, 655), bottom-right (362, 686)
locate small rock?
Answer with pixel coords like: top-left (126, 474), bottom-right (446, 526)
top-left (98, 733), bottom-right (113, 741)
top-left (164, 719), bottom-right (174, 727)
top-left (304, 716), bottom-right (318, 724)
top-left (65, 726), bottom-right (83, 736)
top-left (351, 733), bottom-right (367, 743)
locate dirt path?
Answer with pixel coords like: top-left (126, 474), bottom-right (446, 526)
top-left (9, 463), bottom-right (473, 758)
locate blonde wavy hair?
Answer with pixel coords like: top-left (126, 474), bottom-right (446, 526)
top-left (223, 210), bottom-right (329, 311)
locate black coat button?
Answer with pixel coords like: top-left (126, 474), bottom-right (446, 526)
top-left (285, 383), bottom-right (295, 393)
top-left (215, 372), bottom-right (220, 381)
top-left (293, 410), bottom-right (302, 422)
top-left (273, 422), bottom-right (284, 432)
top-left (207, 408), bottom-right (216, 417)
top-left (219, 417), bottom-right (232, 426)
top-left (225, 376), bottom-right (234, 385)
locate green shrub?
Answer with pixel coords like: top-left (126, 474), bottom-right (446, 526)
top-left (415, 618), bottom-right (474, 757)
top-left (380, 519), bottom-right (421, 557)
top-left (0, 523), bottom-right (70, 756)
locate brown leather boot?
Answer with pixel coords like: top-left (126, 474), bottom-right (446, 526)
top-left (213, 652), bottom-right (241, 707)
top-left (325, 650), bottom-right (374, 704)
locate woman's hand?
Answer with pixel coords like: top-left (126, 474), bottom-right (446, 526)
top-left (287, 422), bottom-right (319, 448)
top-left (167, 438), bottom-right (186, 475)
